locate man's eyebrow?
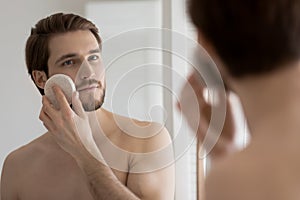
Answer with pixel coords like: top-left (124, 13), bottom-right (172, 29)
top-left (55, 53), bottom-right (77, 65)
top-left (89, 48), bottom-right (101, 54)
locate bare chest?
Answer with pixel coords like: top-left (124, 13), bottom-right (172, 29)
top-left (17, 154), bottom-right (127, 200)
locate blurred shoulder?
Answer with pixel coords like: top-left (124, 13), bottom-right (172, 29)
top-left (205, 151), bottom-right (262, 200)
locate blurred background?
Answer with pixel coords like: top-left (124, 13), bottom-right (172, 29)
top-left (0, 0), bottom-right (249, 199)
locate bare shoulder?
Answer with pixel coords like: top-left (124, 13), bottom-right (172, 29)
top-left (99, 111), bottom-right (175, 198)
top-left (1, 133), bottom-right (53, 198)
top-left (131, 120), bottom-right (171, 151)
top-left (115, 117), bottom-right (175, 199)
top-left (4, 134), bottom-right (53, 169)
top-left (112, 112), bottom-right (172, 153)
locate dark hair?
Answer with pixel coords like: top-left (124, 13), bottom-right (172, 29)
top-left (25, 13), bottom-right (101, 94)
top-left (189, 0), bottom-right (300, 77)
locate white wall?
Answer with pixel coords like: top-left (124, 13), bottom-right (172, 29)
top-left (86, 0), bottom-right (164, 122)
top-left (0, 0), bottom-right (91, 171)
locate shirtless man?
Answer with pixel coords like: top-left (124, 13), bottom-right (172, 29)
top-left (1, 13), bottom-right (174, 200)
top-left (183, 0), bottom-right (300, 199)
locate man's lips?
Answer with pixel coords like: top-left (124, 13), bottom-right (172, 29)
top-left (77, 84), bottom-right (100, 92)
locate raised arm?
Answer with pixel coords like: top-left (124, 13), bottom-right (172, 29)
top-left (178, 71), bottom-right (238, 199)
top-left (179, 71), bottom-right (237, 161)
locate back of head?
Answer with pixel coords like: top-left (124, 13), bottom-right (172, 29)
top-left (25, 13), bottom-right (101, 95)
top-left (189, 0), bottom-right (300, 78)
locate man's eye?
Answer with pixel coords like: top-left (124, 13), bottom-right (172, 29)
top-left (62, 60), bottom-right (74, 66)
top-left (88, 55), bottom-right (99, 61)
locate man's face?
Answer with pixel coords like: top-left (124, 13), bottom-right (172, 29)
top-left (47, 30), bottom-right (105, 111)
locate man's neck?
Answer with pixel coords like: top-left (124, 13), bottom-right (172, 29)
top-left (233, 62), bottom-right (300, 141)
top-left (86, 108), bottom-right (114, 138)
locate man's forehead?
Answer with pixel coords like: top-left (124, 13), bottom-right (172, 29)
top-left (48, 30), bottom-right (100, 58)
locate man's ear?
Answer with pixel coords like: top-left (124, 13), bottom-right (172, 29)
top-left (32, 70), bottom-right (48, 89)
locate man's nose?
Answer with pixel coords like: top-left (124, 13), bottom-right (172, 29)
top-left (79, 60), bottom-right (95, 79)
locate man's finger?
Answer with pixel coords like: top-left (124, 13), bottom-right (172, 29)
top-left (42, 96), bottom-right (58, 119)
top-left (39, 107), bottom-right (56, 132)
top-left (188, 73), bottom-right (207, 106)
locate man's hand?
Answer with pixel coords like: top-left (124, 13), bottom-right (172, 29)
top-left (178, 71), bottom-right (237, 161)
top-left (39, 85), bottom-right (103, 162)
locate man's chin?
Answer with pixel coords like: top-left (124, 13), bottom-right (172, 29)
top-left (82, 101), bottom-right (104, 112)
top-left (79, 89), bottom-right (105, 112)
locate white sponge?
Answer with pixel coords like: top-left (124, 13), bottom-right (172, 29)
top-left (44, 74), bottom-right (76, 109)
